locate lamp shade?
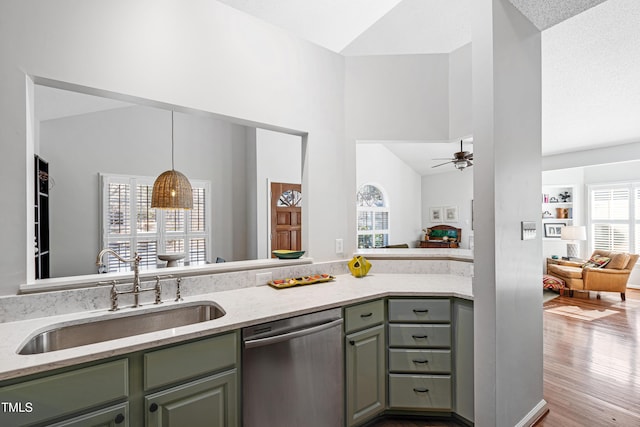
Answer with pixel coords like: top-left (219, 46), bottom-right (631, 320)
top-left (151, 169), bottom-right (193, 209)
top-left (561, 225), bottom-right (586, 241)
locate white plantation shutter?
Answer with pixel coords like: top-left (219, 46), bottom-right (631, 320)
top-left (592, 188), bottom-right (628, 220)
top-left (589, 185), bottom-right (634, 253)
top-left (101, 174), bottom-right (211, 273)
top-left (592, 224), bottom-right (629, 252)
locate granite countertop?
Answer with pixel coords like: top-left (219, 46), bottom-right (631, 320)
top-left (0, 273), bottom-right (472, 381)
top-left (355, 248), bottom-right (473, 260)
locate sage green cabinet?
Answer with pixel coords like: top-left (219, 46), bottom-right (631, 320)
top-left (344, 300), bottom-right (386, 426)
top-left (453, 298), bottom-right (474, 423)
top-left (0, 332), bottom-right (238, 427)
top-left (0, 359), bottom-right (128, 427)
top-left (143, 332), bottom-right (239, 427)
top-left (145, 369), bottom-right (237, 427)
top-left (387, 298), bottom-right (453, 412)
top-left (48, 403), bottom-right (129, 427)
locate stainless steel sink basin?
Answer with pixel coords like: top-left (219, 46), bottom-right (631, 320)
top-left (18, 302), bottom-right (225, 355)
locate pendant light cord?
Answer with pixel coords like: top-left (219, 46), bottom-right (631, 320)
top-left (171, 110), bottom-right (175, 170)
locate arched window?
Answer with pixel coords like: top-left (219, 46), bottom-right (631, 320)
top-left (356, 184), bottom-right (389, 248)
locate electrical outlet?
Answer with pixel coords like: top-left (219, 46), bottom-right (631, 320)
top-left (335, 238), bottom-right (344, 254)
top-left (255, 272), bottom-right (272, 287)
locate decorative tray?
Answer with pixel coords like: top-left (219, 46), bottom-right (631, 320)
top-left (268, 274), bottom-right (335, 289)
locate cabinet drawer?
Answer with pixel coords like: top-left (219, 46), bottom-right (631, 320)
top-left (344, 299), bottom-right (384, 333)
top-left (0, 359), bottom-right (128, 426)
top-left (144, 332), bottom-right (237, 390)
top-left (388, 324), bottom-right (451, 348)
top-left (48, 402), bottom-right (129, 427)
top-left (389, 374), bottom-right (452, 410)
top-left (389, 349), bottom-right (451, 373)
top-left (389, 299), bottom-right (451, 323)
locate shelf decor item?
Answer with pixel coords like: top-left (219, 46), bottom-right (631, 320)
top-left (348, 256), bottom-right (371, 278)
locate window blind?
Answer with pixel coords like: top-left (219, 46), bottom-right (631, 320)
top-left (101, 174), bottom-right (210, 272)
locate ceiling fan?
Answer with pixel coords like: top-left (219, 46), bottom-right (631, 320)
top-left (432, 140), bottom-right (473, 171)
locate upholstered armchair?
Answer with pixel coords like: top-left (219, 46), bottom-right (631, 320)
top-left (547, 250), bottom-right (639, 301)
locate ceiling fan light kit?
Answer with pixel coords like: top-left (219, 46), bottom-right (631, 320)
top-left (432, 140), bottom-right (473, 171)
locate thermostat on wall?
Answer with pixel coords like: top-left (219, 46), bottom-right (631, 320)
top-left (521, 221), bottom-right (536, 240)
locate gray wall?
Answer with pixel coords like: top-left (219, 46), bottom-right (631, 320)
top-left (472, 0), bottom-right (544, 425)
top-left (0, 0), bottom-right (347, 293)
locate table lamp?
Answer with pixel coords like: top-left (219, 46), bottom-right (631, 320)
top-left (561, 226), bottom-right (586, 260)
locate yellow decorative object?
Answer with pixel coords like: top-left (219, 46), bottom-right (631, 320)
top-left (348, 256), bottom-right (371, 278)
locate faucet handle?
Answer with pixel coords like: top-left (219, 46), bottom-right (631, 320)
top-left (153, 276), bottom-right (163, 305)
top-left (108, 282), bottom-right (119, 311)
top-left (175, 277), bottom-right (183, 302)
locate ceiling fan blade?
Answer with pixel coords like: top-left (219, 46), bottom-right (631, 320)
top-left (432, 158), bottom-right (454, 161)
top-left (432, 161), bottom-right (453, 168)
top-left (465, 153), bottom-right (473, 160)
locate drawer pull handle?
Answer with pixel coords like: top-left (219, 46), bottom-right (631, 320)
top-left (114, 413), bottom-right (125, 424)
top-left (149, 403), bottom-right (159, 413)
top-left (413, 387), bottom-right (430, 393)
top-left (412, 359), bottom-right (429, 364)
top-left (349, 340), bottom-right (355, 346)
top-left (412, 334), bottom-right (428, 340)
top-left (413, 309), bottom-right (429, 314)
top-left (360, 312), bottom-right (373, 318)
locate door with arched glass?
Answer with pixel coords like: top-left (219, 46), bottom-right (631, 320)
top-left (271, 182), bottom-right (302, 256)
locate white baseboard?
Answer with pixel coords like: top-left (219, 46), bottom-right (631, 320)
top-left (515, 399), bottom-right (548, 427)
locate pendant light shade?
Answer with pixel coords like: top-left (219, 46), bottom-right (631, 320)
top-left (151, 111), bottom-right (193, 209)
top-left (151, 169), bottom-right (193, 209)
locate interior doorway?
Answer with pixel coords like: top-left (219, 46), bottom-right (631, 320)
top-left (270, 182), bottom-right (302, 256)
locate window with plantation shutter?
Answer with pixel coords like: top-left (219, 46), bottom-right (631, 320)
top-left (101, 174), bottom-right (211, 273)
top-left (356, 184), bottom-right (390, 248)
top-left (588, 184), bottom-right (639, 254)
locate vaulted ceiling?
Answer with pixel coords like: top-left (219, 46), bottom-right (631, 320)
top-left (217, 0), bottom-right (640, 173)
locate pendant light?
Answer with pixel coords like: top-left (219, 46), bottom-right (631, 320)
top-left (151, 111), bottom-right (193, 209)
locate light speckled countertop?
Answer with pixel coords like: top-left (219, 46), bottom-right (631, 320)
top-left (0, 273), bottom-right (472, 381)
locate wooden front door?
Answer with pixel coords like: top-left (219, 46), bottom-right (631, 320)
top-left (270, 182), bottom-right (302, 256)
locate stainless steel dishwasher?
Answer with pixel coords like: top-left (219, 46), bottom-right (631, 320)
top-left (242, 308), bottom-right (344, 427)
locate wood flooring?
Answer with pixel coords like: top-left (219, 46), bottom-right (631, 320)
top-left (536, 288), bottom-right (640, 426)
top-left (368, 289), bottom-right (640, 427)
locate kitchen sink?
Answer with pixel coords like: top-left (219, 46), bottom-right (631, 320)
top-left (18, 302), bottom-right (226, 355)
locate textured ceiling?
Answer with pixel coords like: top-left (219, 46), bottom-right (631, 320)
top-left (542, 0), bottom-right (640, 155)
top-left (508, 0), bottom-right (610, 30)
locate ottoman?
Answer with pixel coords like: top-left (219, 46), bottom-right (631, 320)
top-left (543, 274), bottom-right (566, 295)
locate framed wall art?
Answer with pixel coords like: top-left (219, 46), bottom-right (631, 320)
top-left (543, 222), bottom-right (566, 238)
top-left (429, 207), bottom-right (443, 222)
top-left (444, 206), bottom-right (458, 222)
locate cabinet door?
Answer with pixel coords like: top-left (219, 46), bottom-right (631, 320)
top-left (345, 324), bottom-right (386, 426)
top-left (48, 403), bottom-right (128, 427)
top-left (145, 369), bottom-right (237, 427)
top-left (453, 299), bottom-right (474, 423)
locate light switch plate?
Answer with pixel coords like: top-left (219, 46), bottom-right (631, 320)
top-left (335, 238), bottom-right (344, 254)
top-left (521, 221), bottom-right (536, 240)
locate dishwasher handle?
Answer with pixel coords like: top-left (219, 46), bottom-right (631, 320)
top-left (244, 318), bottom-right (343, 349)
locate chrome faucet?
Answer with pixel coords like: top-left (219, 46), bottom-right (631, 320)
top-left (96, 249), bottom-right (161, 310)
